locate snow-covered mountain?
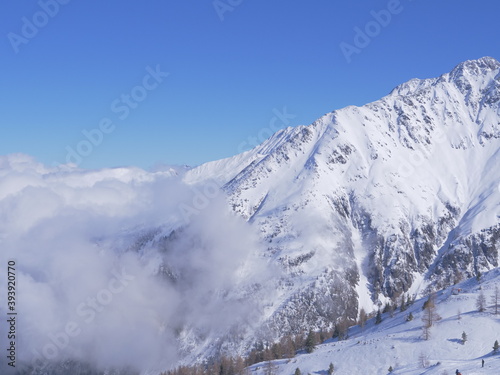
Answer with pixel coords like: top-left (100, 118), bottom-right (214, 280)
top-left (183, 56), bottom-right (500, 343)
top-left (2, 57), bottom-right (500, 374)
top-left (250, 268), bottom-right (500, 375)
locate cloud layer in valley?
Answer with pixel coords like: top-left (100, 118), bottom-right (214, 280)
top-left (0, 154), bottom-right (274, 373)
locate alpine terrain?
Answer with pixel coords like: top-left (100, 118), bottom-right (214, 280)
top-left (184, 56), bottom-right (500, 345)
top-left (2, 57), bottom-right (500, 374)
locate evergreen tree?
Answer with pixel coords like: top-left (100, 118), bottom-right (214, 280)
top-left (422, 294), bottom-right (440, 340)
top-left (319, 330), bottom-right (327, 343)
top-left (294, 334), bottom-right (305, 351)
top-left (493, 340), bottom-right (499, 353)
top-left (358, 308), bottom-right (367, 330)
top-left (271, 342), bottom-right (282, 360)
top-left (418, 352), bottom-right (429, 368)
top-left (282, 336), bottom-right (296, 358)
top-left (389, 300), bottom-right (396, 318)
top-left (400, 294), bottom-right (407, 312)
top-left (263, 347), bottom-right (273, 362)
top-left (209, 361), bottom-right (220, 375)
top-left (336, 318), bottom-right (349, 340)
top-left (382, 302), bottom-right (390, 313)
top-left (264, 360), bottom-right (277, 375)
top-left (305, 330), bottom-right (316, 353)
top-left (491, 284), bottom-right (499, 315)
top-left (220, 356), bottom-right (235, 375)
top-left (328, 362), bottom-right (334, 375)
top-left (375, 309), bottom-right (382, 324)
top-left (476, 290), bottom-right (486, 312)
top-left (331, 325), bottom-right (339, 339)
top-left (461, 331), bottom-right (467, 345)
top-left (453, 269), bottom-right (463, 284)
top-left (234, 356), bottom-right (246, 375)
top-left (388, 365), bottom-right (394, 373)
top-left (247, 349), bottom-right (258, 366)
top-left (294, 368), bottom-right (302, 375)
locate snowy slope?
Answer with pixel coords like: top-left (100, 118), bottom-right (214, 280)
top-left (182, 56), bottom-right (500, 340)
top-left (250, 270), bottom-right (500, 375)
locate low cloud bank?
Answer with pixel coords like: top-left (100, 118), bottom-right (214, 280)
top-left (0, 154), bottom-right (273, 373)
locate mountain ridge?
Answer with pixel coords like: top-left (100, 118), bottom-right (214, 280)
top-left (182, 56), bottom-right (500, 344)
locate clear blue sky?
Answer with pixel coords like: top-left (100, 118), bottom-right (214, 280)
top-left (1, 0), bottom-right (499, 169)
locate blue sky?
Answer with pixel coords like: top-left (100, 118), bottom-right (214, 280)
top-left (1, 0), bottom-right (499, 170)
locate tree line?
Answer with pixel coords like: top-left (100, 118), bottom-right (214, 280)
top-left (160, 326), bottom-right (344, 375)
top-left (161, 283), bottom-right (500, 375)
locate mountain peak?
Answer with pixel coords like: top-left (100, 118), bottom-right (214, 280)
top-left (450, 56), bottom-right (500, 78)
top-left (388, 76), bottom-right (433, 97)
top-left (389, 57), bottom-right (500, 98)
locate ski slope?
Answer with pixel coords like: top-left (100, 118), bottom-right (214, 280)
top-left (250, 269), bottom-right (500, 375)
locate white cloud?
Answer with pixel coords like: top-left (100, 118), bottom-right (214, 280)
top-left (0, 154), bottom-right (273, 373)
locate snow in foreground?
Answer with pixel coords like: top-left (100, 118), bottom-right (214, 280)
top-left (250, 269), bottom-right (500, 375)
